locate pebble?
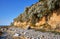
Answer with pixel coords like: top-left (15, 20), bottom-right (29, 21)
top-left (1, 27), bottom-right (60, 39)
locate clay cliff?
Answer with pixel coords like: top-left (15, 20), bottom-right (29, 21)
top-left (12, 0), bottom-right (60, 31)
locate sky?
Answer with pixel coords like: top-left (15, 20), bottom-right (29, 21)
top-left (0, 0), bottom-right (38, 25)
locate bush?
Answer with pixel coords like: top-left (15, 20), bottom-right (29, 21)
top-left (38, 0), bottom-right (40, 2)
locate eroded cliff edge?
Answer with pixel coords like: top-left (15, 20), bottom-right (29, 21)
top-left (12, 0), bottom-right (60, 32)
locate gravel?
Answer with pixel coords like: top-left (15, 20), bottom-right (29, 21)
top-left (0, 27), bottom-right (60, 39)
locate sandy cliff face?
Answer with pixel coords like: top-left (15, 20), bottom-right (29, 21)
top-left (13, 0), bottom-right (60, 30)
top-left (14, 22), bottom-right (29, 29)
top-left (14, 9), bottom-right (60, 29)
top-left (35, 16), bottom-right (46, 26)
top-left (48, 9), bottom-right (60, 29)
top-left (33, 9), bottom-right (60, 29)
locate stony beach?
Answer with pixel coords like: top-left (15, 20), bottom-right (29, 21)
top-left (0, 27), bottom-right (60, 39)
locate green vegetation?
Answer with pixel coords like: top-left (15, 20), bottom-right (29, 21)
top-left (14, 0), bottom-right (60, 23)
top-left (38, 0), bottom-right (40, 2)
top-left (13, 0), bottom-right (60, 30)
top-left (10, 22), bottom-right (14, 26)
top-left (35, 29), bottom-right (46, 32)
top-left (46, 30), bottom-right (60, 35)
top-left (35, 29), bottom-right (60, 35)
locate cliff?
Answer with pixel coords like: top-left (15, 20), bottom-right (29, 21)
top-left (12, 0), bottom-right (60, 31)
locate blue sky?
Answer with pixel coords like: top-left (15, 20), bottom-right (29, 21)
top-left (0, 0), bottom-right (38, 25)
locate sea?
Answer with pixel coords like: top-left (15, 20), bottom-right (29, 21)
top-left (0, 36), bottom-right (6, 39)
top-left (0, 32), bottom-right (7, 39)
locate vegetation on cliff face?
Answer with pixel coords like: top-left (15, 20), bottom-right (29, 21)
top-left (13, 0), bottom-right (60, 30)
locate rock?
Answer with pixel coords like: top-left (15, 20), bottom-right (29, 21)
top-left (0, 31), bottom-right (3, 36)
top-left (13, 33), bottom-right (20, 37)
top-left (13, 0), bottom-right (60, 32)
